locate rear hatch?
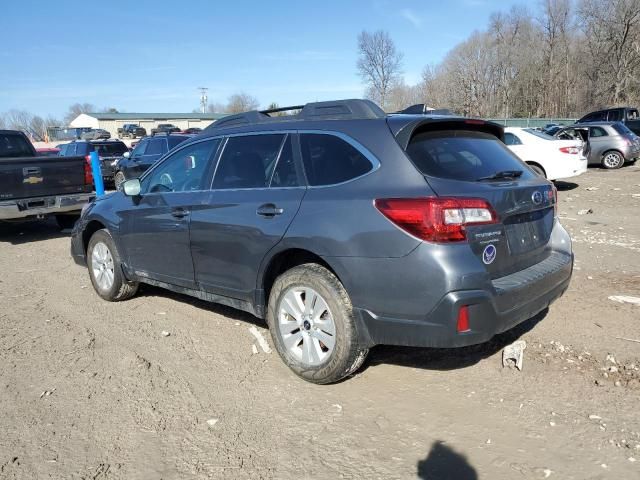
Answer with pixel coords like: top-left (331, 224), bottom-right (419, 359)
top-left (401, 122), bottom-right (556, 279)
top-left (0, 155), bottom-right (88, 200)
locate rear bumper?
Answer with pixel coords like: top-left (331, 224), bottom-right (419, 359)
top-left (549, 157), bottom-right (588, 180)
top-left (355, 251), bottom-right (573, 348)
top-left (0, 193), bottom-right (94, 221)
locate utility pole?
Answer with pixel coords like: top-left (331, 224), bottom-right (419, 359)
top-left (198, 87), bottom-right (208, 113)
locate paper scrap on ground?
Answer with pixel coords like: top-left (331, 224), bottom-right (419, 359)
top-left (249, 326), bottom-right (272, 353)
top-left (608, 295), bottom-right (640, 306)
top-left (502, 340), bottom-right (527, 370)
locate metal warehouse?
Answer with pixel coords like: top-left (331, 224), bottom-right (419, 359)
top-left (69, 112), bottom-right (228, 137)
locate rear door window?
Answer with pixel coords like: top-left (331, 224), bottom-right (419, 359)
top-left (607, 110), bottom-right (623, 122)
top-left (64, 144), bottom-right (77, 156)
top-left (406, 130), bottom-right (534, 182)
top-left (299, 133), bottom-right (373, 186)
top-left (589, 127), bottom-right (608, 137)
top-left (213, 134), bottom-right (285, 189)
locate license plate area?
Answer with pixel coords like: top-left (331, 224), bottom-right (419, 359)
top-left (504, 208), bottom-right (553, 255)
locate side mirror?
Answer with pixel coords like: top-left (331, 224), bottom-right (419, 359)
top-left (123, 151), bottom-right (130, 158)
top-left (122, 179), bottom-right (141, 196)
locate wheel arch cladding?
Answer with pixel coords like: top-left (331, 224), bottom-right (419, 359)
top-left (82, 220), bottom-right (107, 255)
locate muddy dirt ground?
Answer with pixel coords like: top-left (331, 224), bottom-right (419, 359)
top-left (1, 164), bottom-right (640, 480)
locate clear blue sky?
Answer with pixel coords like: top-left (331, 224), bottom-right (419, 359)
top-left (0, 0), bottom-right (525, 117)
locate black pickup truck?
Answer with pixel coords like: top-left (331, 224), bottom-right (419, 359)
top-left (0, 130), bottom-right (94, 229)
top-left (577, 107), bottom-right (640, 136)
top-left (117, 123), bottom-right (147, 139)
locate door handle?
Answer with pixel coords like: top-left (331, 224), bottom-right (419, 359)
top-left (171, 208), bottom-right (190, 219)
top-left (256, 203), bottom-right (284, 217)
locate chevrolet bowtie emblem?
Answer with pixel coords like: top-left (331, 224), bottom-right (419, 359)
top-left (23, 176), bottom-right (44, 185)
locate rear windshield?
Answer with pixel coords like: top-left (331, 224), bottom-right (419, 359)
top-left (93, 143), bottom-right (128, 156)
top-left (168, 136), bottom-right (189, 148)
top-left (523, 128), bottom-right (555, 140)
top-left (612, 123), bottom-right (635, 136)
top-left (0, 134), bottom-right (33, 158)
top-left (406, 130), bottom-right (533, 182)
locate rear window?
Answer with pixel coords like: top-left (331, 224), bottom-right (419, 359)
top-left (0, 134), bottom-right (33, 158)
top-left (406, 130), bottom-right (533, 182)
top-left (300, 133), bottom-right (373, 186)
top-left (612, 123), bottom-right (635, 136)
top-left (168, 136), bottom-right (189, 148)
top-left (93, 143), bottom-right (128, 156)
top-left (523, 128), bottom-right (555, 140)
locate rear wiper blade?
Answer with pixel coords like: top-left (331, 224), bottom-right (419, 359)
top-left (476, 170), bottom-right (523, 181)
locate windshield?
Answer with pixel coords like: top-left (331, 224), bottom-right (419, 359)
top-left (406, 130), bottom-right (535, 182)
top-left (93, 143), bottom-right (128, 156)
top-left (524, 128), bottom-right (556, 140)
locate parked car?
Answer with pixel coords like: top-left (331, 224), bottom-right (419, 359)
top-left (181, 127), bottom-right (203, 135)
top-left (553, 122), bottom-right (640, 169)
top-left (543, 125), bottom-right (563, 136)
top-left (0, 129), bottom-right (93, 229)
top-left (113, 134), bottom-right (191, 188)
top-left (81, 129), bottom-right (111, 140)
top-left (71, 99), bottom-right (573, 384)
top-left (503, 127), bottom-right (587, 180)
top-left (577, 107), bottom-right (640, 136)
top-left (117, 124), bottom-right (147, 139)
top-left (150, 123), bottom-right (180, 135)
top-left (35, 147), bottom-right (60, 157)
top-left (59, 139), bottom-right (129, 185)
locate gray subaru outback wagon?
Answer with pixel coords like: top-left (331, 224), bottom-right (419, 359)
top-left (71, 99), bottom-right (573, 384)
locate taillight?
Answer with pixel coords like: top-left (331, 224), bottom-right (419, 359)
top-left (547, 186), bottom-right (558, 216)
top-left (84, 155), bottom-right (94, 185)
top-left (559, 146), bottom-right (580, 154)
top-left (374, 197), bottom-right (498, 243)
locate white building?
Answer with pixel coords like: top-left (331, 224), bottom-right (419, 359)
top-left (69, 112), bottom-right (228, 137)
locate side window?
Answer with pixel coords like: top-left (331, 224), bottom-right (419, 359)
top-left (300, 133), bottom-right (373, 186)
top-left (65, 144), bottom-right (77, 156)
top-left (145, 138), bottom-right (165, 156)
top-left (213, 134), bottom-right (285, 189)
top-left (130, 140), bottom-right (147, 157)
top-left (590, 127), bottom-right (608, 137)
top-left (142, 139), bottom-right (219, 194)
top-left (608, 110), bottom-right (623, 122)
top-left (504, 133), bottom-right (522, 146)
top-left (270, 136), bottom-right (299, 187)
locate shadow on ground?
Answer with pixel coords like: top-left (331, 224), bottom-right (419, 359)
top-left (417, 441), bottom-right (477, 480)
top-left (554, 180), bottom-right (578, 191)
top-left (365, 309), bottom-right (547, 372)
top-left (0, 218), bottom-right (68, 245)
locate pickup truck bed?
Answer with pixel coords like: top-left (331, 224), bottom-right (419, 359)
top-left (0, 130), bottom-right (94, 224)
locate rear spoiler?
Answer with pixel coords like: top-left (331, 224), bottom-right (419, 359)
top-left (391, 118), bottom-right (505, 150)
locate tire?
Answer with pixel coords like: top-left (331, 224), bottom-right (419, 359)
top-left (114, 171), bottom-right (126, 190)
top-left (267, 263), bottom-right (369, 384)
top-left (601, 150), bottom-right (624, 169)
top-left (87, 229), bottom-right (138, 302)
top-left (528, 163), bottom-right (546, 178)
top-left (55, 214), bottom-right (79, 230)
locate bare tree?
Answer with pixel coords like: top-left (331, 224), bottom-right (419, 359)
top-left (357, 30), bottom-right (403, 110)
top-left (225, 93), bottom-right (260, 113)
top-left (64, 102), bottom-right (96, 124)
top-left (206, 102), bottom-right (227, 113)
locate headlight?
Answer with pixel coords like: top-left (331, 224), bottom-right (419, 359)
top-left (111, 159), bottom-right (119, 166)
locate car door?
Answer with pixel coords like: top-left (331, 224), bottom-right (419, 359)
top-left (118, 138), bottom-right (221, 288)
top-left (588, 126), bottom-right (609, 163)
top-left (189, 133), bottom-right (306, 302)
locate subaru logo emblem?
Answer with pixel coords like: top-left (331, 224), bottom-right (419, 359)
top-left (531, 191), bottom-right (543, 205)
top-left (482, 244), bottom-right (497, 265)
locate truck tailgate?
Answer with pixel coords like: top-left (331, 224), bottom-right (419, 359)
top-left (0, 155), bottom-right (89, 200)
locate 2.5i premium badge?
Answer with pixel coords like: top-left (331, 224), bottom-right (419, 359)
top-left (482, 244), bottom-right (497, 265)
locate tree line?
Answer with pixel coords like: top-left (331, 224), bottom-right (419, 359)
top-left (357, 0), bottom-right (640, 117)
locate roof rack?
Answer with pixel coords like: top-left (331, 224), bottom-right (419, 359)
top-left (206, 99), bottom-right (386, 131)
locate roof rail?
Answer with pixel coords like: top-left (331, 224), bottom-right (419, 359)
top-left (396, 104), bottom-right (453, 116)
top-left (206, 99), bottom-right (386, 131)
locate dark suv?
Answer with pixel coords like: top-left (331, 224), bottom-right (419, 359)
top-left (59, 139), bottom-right (128, 185)
top-left (113, 134), bottom-right (191, 188)
top-left (70, 99), bottom-right (573, 384)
